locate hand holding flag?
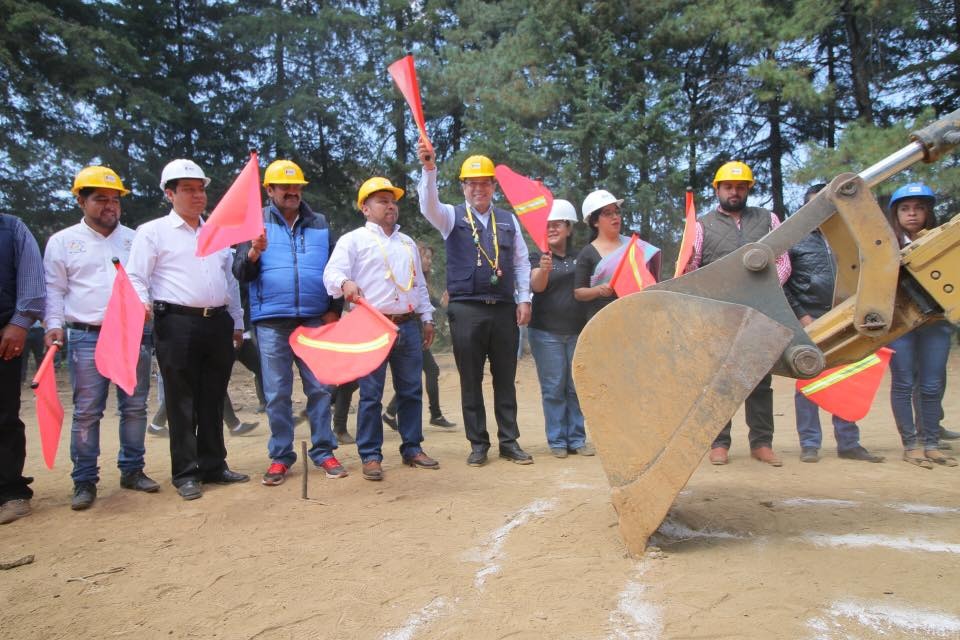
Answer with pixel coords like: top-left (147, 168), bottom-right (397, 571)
top-left (196, 151), bottom-right (265, 257)
top-left (493, 165), bottom-right (552, 253)
top-left (388, 54), bottom-right (434, 156)
top-left (31, 343), bottom-right (64, 469)
top-left (674, 187), bottom-right (697, 278)
top-left (95, 259), bottom-right (146, 396)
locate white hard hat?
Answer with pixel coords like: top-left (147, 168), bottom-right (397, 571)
top-left (581, 189), bottom-right (623, 222)
top-left (547, 199), bottom-right (578, 223)
top-left (160, 159), bottom-right (211, 189)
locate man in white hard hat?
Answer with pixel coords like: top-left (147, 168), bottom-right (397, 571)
top-left (416, 141), bottom-right (533, 468)
top-left (127, 159), bottom-right (249, 500)
top-left (233, 159), bottom-right (347, 486)
top-left (686, 161), bottom-right (791, 467)
top-left (44, 166), bottom-right (160, 511)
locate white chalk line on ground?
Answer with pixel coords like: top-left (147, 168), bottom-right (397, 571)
top-left (654, 517), bottom-right (747, 542)
top-left (800, 533), bottom-right (960, 554)
top-left (464, 498), bottom-right (558, 589)
top-left (886, 502), bottom-right (960, 514)
top-left (380, 597), bottom-right (450, 640)
top-left (807, 598), bottom-right (960, 639)
top-left (780, 498), bottom-right (859, 508)
top-left (607, 561), bottom-right (662, 640)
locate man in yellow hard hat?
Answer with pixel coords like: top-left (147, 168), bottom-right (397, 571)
top-left (686, 161), bottom-right (792, 467)
top-left (323, 177), bottom-right (438, 481)
top-left (233, 159), bottom-right (346, 486)
top-left (416, 141), bottom-right (533, 467)
top-left (43, 166), bottom-right (160, 510)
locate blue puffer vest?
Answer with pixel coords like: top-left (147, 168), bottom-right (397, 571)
top-left (446, 205), bottom-right (516, 303)
top-left (249, 202), bottom-right (334, 322)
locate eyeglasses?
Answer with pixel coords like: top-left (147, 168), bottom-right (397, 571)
top-left (599, 208), bottom-right (621, 218)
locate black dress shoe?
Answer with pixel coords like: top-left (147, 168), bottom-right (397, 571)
top-left (71, 481), bottom-right (97, 510)
top-left (177, 481), bottom-right (203, 500)
top-left (429, 415), bottom-right (456, 428)
top-left (382, 412), bottom-right (399, 431)
top-left (467, 445), bottom-right (489, 467)
top-left (499, 445), bottom-right (534, 465)
top-left (120, 470), bottom-right (160, 493)
top-left (940, 427), bottom-right (960, 440)
top-left (205, 468), bottom-right (250, 484)
top-left (228, 421), bottom-right (259, 436)
top-left (838, 446), bottom-right (885, 463)
top-left (403, 451), bottom-right (440, 469)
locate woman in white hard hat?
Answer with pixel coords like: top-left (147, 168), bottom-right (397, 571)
top-left (528, 199), bottom-right (592, 458)
top-left (573, 189), bottom-right (659, 320)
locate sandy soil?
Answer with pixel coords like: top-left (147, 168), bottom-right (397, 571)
top-left (1, 347), bottom-right (959, 640)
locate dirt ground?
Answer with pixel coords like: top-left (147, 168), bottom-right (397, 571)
top-left (2, 346), bottom-right (959, 640)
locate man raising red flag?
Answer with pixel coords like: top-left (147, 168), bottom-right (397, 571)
top-left (388, 54), bottom-right (434, 156)
top-left (44, 166), bottom-right (159, 511)
top-left (324, 176), bottom-right (439, 481)
top-left (196, 152), bottom-right (265, 257)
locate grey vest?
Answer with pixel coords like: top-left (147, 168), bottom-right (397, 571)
top-left (699, 206), bottom-right (772, 267)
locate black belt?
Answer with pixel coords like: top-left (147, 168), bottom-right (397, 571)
top-left (452, 298), bottom-right (507, 306)
top-left (384, 312), bottom-right (417, 324)
top-left (154, 301), bottom-right (227, 318)
top-left (66, 322), bottom-right (101, 332)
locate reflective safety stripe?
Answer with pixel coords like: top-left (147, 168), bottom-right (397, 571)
top-left (295, 332), bottom-right (391, 354)
top-left (800, 353), bottom-right (882, 395)
top-left (513, 195), bottom-right (548, 216)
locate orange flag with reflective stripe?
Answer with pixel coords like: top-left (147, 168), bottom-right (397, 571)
top-left (493, 164), bottom-right (552, 253)
top-left (796, 347), bottom-right (894, 422)
top-left (388, 54), bottom-right (434, 155)
top-left (289, 299), bottom-right (399, 385)
top-left (95, 260), bottom-right (146, 396)
top-left (610, 233), bottom-right (657, 298)
top-left (196, 151), bottom-right (265, 257)
top-left (674, 188), bottom-right (697, 278)
top-left (31, 344), bottom-right (64, 469)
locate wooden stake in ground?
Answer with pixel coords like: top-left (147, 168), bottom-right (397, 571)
top-left (301, 440), bottom-right (308, 499)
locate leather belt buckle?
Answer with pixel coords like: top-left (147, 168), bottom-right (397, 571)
top-left (202, 307), bottom-right (216, 318)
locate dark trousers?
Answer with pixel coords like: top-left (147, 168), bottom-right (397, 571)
top-left (386, 347), bottom-right (441, 419)
top-left (447, 300), bottom-right (520, 449)
top-left (333, 380), bottom-right (359, 434)
top-left (712, 373), bottom-right (775, 450)
top-left (0, 355), bottom-right (32, 502)
top-left (154, 310), bottom-right (234, 486)
top-left (236, 335), bottom-right (265, 408)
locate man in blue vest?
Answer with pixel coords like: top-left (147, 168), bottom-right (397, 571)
top-left (417, 141), bottom-right (533, 467)
top-left (0, 213), bottom-right (45, 524)
top-left (233, 159), bottom-right (346, 486)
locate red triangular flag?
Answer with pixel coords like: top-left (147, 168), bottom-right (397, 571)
top-left (196, 151), bottom-right (265, 257)
top-left (674, 188), bottom-right (697, 278)
top-left (31, 344), bottom-right (64, 469)
top-left (796, 347), bottom-right (894, 422)
top-left (493, 165), bottom-right (552, 253)
top-left (388, 54), bottom-right (434, 155)
top-left (95, 260), bottom-right (146, 395)
top-left (610, 233), bottom-right (657, 298)
top-left (289, 299), bottom-right (399, 385)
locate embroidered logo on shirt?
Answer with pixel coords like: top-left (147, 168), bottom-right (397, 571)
top-left (66, 240), bottom-right (85, 254)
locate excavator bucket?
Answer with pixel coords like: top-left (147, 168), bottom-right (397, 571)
top-left (572, 290), bottom-right (793, 556)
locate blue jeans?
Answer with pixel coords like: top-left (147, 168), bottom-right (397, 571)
top-left (794, 390), bottom-right (861, 451)
top-left (356, 320), bottom-right (424, 462)
top-left (68, 327), bottom-right (152, 484)
top-left (528, 328), bottom-right (585, 449)
top-left (256, 319), bottom-right (336, 467)
top-left (889, 321), bottom-right (952, 449)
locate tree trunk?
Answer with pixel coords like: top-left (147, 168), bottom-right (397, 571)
top-left (842, 0), bottom-right (873, 122)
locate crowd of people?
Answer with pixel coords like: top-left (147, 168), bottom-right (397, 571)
top-left (0, 151), bottom-right (956, 526)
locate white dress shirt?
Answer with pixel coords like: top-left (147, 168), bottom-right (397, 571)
top-left (416, 167), bottom-right (531, 303)
top-left (323, 222), bottom-right (433, 322)
top-left (43, 220), bottom-right (136, 329)
top-left (126, 210), bottom-right (243, 329)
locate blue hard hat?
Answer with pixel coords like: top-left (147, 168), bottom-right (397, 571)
top-left (889, 182), bottom-right (935, 210)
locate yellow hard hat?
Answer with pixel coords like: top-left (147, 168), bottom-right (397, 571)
top-left (263, 159), bottom-right (308, 187)
top-left (357, 176), bottom-right (404, 209)
top-left (459, 155), bottom-right (495, 180)
top-left (712, 161), bottom-right (754, 189)
top-left (71, 165), bottom-right (130, 196)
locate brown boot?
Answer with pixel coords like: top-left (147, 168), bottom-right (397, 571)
top-left (362, 460), bottom-right (383, 481)
top-left (708, 447), bottom-right (728, 465)
top-left (902, 449), bottom-right (934, 469)
top-left (924, 449), bottom-right (958, 467)
top-left (750, 446), bottom-right (782, 467)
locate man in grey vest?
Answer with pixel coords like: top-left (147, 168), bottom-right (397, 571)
top-left (686, 161), bottom-right (792, 466)
top-left (416, 140), bottom-right (534, 467)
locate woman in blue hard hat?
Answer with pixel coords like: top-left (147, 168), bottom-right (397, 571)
top-left (886, 183), bottom-right (957, 468)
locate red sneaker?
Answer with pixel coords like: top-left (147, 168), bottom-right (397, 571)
top-left (320, 457), bottom-right (348, 479)
top-left (262, 462), bottom-right (288, 486)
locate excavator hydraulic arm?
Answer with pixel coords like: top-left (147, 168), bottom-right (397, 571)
top-left (573, 108), bottom-right (960, 556)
